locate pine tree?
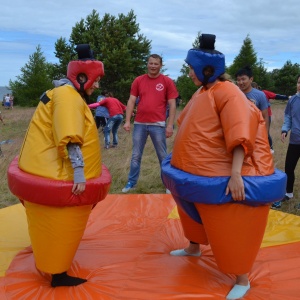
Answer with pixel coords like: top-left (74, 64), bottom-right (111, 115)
top-left (272, 61), bottom-right (300, 96)
top-left (175, 32), bottom-right (201, 104)
top-left (9, 45), bottom-right (53, 106)
top-left (227, 34), bottom-right (258, 78)
top-left (53, 9), bottom-right (151, 102)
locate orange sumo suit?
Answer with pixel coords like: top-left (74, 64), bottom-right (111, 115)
top-left (8, 84), bottom-right (111, 274)
top-left (162, 81), bottom-right (286, 275)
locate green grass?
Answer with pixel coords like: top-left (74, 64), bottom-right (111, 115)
top-left (0, 102), bottom-right (299, 216)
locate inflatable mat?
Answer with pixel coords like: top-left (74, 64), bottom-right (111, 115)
top-left (1, 194), bottom-right (300, 299)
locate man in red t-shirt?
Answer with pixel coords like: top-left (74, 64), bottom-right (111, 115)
top-left (94, 96), bottom-right (126, 149)
top-left (122, 54), bottom-right (178, 193)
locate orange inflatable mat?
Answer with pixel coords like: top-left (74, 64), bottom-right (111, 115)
top-left (1, 194), bottom-right (300, 299)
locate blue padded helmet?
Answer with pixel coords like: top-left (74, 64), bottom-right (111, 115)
top-left (185, 34), bottom-right (225, 85)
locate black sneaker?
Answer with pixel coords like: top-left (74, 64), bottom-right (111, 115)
top-left (271, 201), bottom-right (282, 209)
top-left (294, 203), bottom-right (300, 210)
top-left (282, 195), bottom-right (292, 202)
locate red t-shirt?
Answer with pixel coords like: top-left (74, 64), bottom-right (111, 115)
top-left (262, 90), bottom-right (275, 117)
top-left (131, 74), bottom-right (178, 123)
top-left (99, 97), bottom-right (126, 117)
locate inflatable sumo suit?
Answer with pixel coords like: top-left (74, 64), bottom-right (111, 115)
top-left (161, 35), bottom-right (286, 275)
top-left (7, 45), bottom-right (111, 275)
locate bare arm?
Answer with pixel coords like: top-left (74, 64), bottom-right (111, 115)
top-left (123, 95), bottom-right (136, 132)
top-left (166, 99), bottom-right (176, 138)
top-left (225, 145), bottom-right (245, 201)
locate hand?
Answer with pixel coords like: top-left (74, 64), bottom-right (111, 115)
top-left (281, 132), bottom-right (287, 143)
top-left (123, 121), bottom-right (131, 132)
top-left (225, 173), bottom-right (245, 201)
top-left (165, 125), bottom-right (174, 138)
top-left (72, 182), bottom-right (86, 195)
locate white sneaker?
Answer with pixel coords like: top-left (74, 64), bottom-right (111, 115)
top-left (170, 249), bottom-right (201, 257)
top-left (122, 182), bottom-right (135, 193)
top-left (166, 189), bottom-right (171, 194)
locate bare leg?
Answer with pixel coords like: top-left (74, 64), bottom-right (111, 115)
top-left (236, 274), bottom-right (249, 285)
top-left (226, 274), bottom-right (250, 300)
top-left (183, 242), bottom-right (200, 254)
top-left (170, 241), bottom-right (201, 256)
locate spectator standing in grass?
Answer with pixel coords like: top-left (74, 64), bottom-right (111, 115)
top-left (0, 111), bottom-right (4, 157)
top-left (89, 95), bottom-right (126, 149)
top-left (9, 94), bottom-right (14, 109)
top-left (235, 66), bottom-right (269, 136)
top-left (272, 75), bottom-right (300, 209)
top-left (121, 54), bottom-right (178, 193)
top-left (94, 92), bottom-right (110, 130)
top-left (4, 94), bottom-right (10, 109)
top-left (251, 82), bottom-right (289, 152)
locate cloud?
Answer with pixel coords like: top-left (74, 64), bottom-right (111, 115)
top-left (0, 0), bottom-right (299, 86)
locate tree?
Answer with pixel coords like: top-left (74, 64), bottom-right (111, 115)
top-left (226, 34), bottom-right (258, 79)
top-left (53, 9), bottom-right (151, 102)
top-left (255, 58), bottom-right (271, 89)
top-left (175, 65), bottom-right (198, 105)
top-left (227, 34), bottom-right (272, 88)
top-left (271, 61), bottom-right (300, 96)
top-left (50, 37), bottom-right (74, 80)
top-left (175, 32), bottom-right (201, 104)
top-left (9, 45), bottom-right (53, 106)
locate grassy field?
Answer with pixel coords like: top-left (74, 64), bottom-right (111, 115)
top-left (0, 101), bottom-right (299, 216)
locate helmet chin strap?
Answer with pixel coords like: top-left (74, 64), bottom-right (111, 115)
top-left (202, 66), bottom-right (215, 86)
top-left (79, 82), bottom-right (85, 93)
top-left (79, 89), bottom-right (90, 103)
top-left (202, 75), bottom-right (210, 86)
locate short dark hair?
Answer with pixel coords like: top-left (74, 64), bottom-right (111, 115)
top-left (148, 54), bottom-right (162, 64)
top-left (235, 66), bottom-right (253, 78)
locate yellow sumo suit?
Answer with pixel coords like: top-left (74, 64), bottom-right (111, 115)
top-left (7, 45), bottom-right (111, 279)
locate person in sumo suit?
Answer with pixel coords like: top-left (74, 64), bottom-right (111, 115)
top-left (8, 44), bottom-right (111, 287)
top-left (161, 34), bottom-right (286, 299)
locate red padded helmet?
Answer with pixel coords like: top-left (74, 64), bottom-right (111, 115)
top-left (67, 44), bottom-right (104, 91)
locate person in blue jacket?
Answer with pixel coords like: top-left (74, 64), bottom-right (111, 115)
top-left (272, 74), bottom-right (300, 209)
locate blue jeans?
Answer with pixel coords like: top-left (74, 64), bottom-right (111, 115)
top-left (128, 124), bottom-right (167, 185)
top-left (104, 114), bottom-right (124, 146)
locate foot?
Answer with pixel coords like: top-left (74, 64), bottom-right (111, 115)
top-left (271, 201), bottom-right (281, 209)
top-left (282, 194), bottom-right (292, 202)
top-left (51, 272), bottom-right (87, 287)
top-left (122, 182), bottom-right (135, 193)
top-left (170, 249), bottom-right (201, 257)
top-left (226, 281), bottom-right (250, 300)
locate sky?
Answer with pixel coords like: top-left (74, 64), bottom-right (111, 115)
top-left (0, 0), bottom-right (299, 87)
